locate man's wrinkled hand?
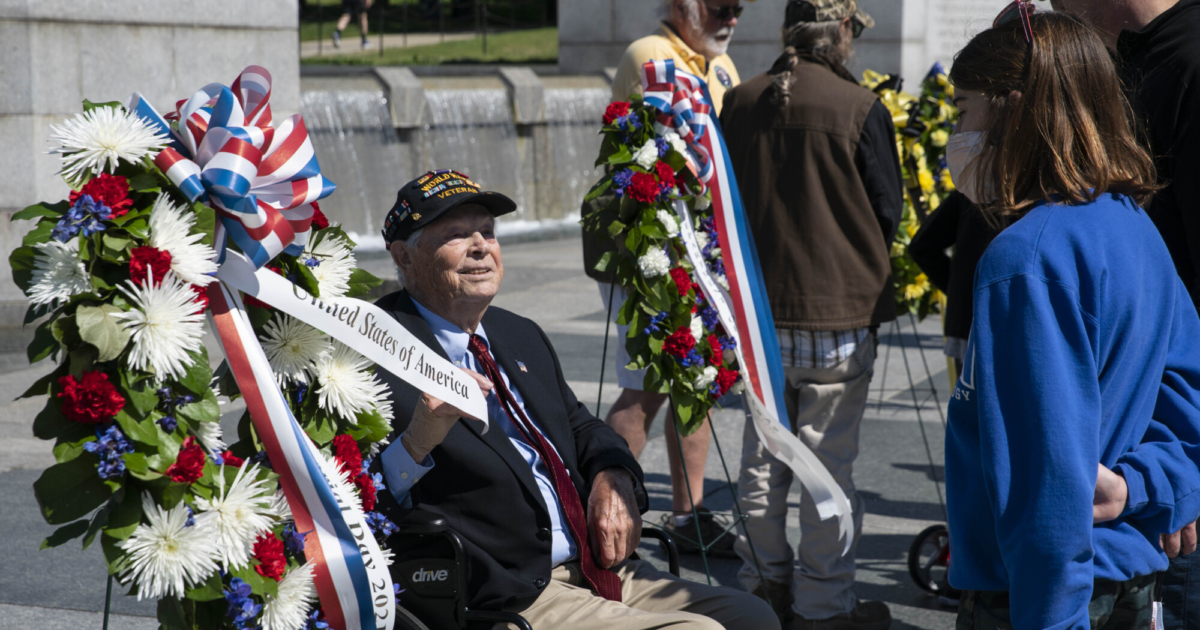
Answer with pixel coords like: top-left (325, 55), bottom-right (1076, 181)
top-left (401, 368), bottom-right (492, 462)
top-left (1162, 521), bottom-right (1198, 558)
top-left (1093, 464), bottom-right (1128, 524)
top-left (587, 467), bottom-right (641, 569)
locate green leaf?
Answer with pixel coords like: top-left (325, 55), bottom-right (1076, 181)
top-left (101, 532), bottom-right (131, 575)
top-left (75, 304), bottom-right (131, 363)
top-left (80, 496), bottom-right (115, 550)
top-left (606, 220), bottom-right (627, 239)
top-left (178, 393), bottom-right (220, 425)
top-left (19, 361), bottom-right (69, 400)
top-left (100, 234), bottom-right (132, 259)
top-left (178, 346), bottom-right (212, 395)
top-left (232, 565), bottom-right (279, 599)
top-left (246, 305), bottom-right (272, 329)
top-left (82, 99), bottom-right (124, 112)
top-left (12, 201), bottom-right (67, 222)
top-left (33, 456), bottom-right (114, 525)
top-left (607, 146), bottom-right (633, 165)
top-left (27, 318), bottom-right (61, 364)
top-left (349, 406), bottom-right (392, 444)
top-left (52, 435), bottom-right (92, 464)
top-left (119, 370), bottom-right (161, 416)
top-left (345, 268), bottom-right (384, 298)
top-left (126, 173), bottom-right (160, 192)
top-left (594, 251), bottom-right (614, 274)
top-left (192, 202), bottom-right (216, 247)
top-left (584, 178), bottom-right (613, 203)
top-left (9, 245), bottom-right (37, 294)
top-left (120, 217), bottom-right (149, 241)
top-left (302, 412), bottom-right (339, 445)
top-left (186, 572), bottom-right (227, 602)
top-left (293, 263), bottom-right (321, 298)
top-left (157, 596), bottom-right (188, 630)
top-left (33, 399), bottom-right (86, 442)
top-left (114, 409), bottom-right (159, 447)
top-left (40, 519), bottom-right (90, 549)
top-left (22, 221), bottom-right (56, 247)
top-left (104, 489), bottom-right (144, 540)
top-left (68, 346), bottom-right (99, 377)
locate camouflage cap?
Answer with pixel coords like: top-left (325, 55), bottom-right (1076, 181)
top-left (785, 0), bottom-right (875, 29)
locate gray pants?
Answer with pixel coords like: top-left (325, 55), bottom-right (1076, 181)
top-left (734, 336), bottom-right (875, 619)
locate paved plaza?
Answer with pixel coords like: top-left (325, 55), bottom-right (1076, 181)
top-left (0, 236), bottom-right (955, 630)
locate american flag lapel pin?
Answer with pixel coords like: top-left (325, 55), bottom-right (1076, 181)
top-left (517, 361), bottom-right (528, 373)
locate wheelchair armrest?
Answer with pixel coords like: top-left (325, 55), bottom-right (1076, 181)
top-left (641, 525), bottom-right (680, 577)
top-left (394, 508), bottom-right (449, 535)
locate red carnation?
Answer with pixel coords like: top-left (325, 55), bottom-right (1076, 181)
top-left (311, 202), bottom-right (330, 230)
top-left (190, 285), bottom-right (209, 315)
top-left (714, 367), bottom-right (740, 397)
top-left (165, 436), bottom-right (206, 484)
top-left (655, 161), bottom-right (676, 189)
top-left (333, 434), bottom-right (363, 478)
top-left (603, 101), bottom-right (631, 125)
top-left (627, 172), bottom-right (661, 204)
top-left (669, 267), bottom-right (691, 297)
top-left (221, 450), bottom-right (244, 467)
top-left (663, 326), bottom-right (696, 358)
top-left (355, 473), bottom-right (377, 512)
top-left (69, 173), bottom-right (133, 218)
top-left (58, 372), bottom-right (125, 424)
top-left (253, 532), bottom-right (287, 582)
top-left (708, 335), bottom-right (723, 365)
top-left (129, 246), bottom-right (173, 287)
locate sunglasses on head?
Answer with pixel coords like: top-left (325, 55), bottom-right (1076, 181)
top-left (706, 3), bottom-right (744, 21)
top-left (993, 0), bottom-right (1036, 46)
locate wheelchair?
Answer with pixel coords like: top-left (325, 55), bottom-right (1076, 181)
top-left (388, 509), bottom-right (682, 630)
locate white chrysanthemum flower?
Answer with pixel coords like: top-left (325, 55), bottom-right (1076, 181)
top-left (716, 274), bottom-right (730, 291)
top-left (270, 489), bottom-right (293, 522)
top-left (260, 315), bottom-right (330, 385)
top-left (193, 464), bottom-right (277, 570)
top-left (694, 195), bottom-right (712, 211)
top-left (261, 562), bottom-right (318, 630)
top-left (656, 210), bottom-right (680, 237)
top-left (28, 239), bottom-right (91, 307)
top-left (303, 234), bottom-right (355, 299)
top-left (690, 315), bottom-right (704, 342)
top-left (192, 420), bottom-right (226, 453)
top-left (633, 138), bottom-right (659, 170)
top-left (664, 131), bottom-right (689, 156)
top-left (695, 231), bottom-right (710, 251)
top-left (317, 449), bottom-right (363, 512)
top-left (116, 270), bottom-right (206, 381)
top-left (49, 106), bottom-right (170, 186)
top-left (312, 342), bottom-right (390, 422)
top-left (118, 494), bottom-right (221, 600)
top-left (693, 366), bottom-right (719, 390)
top-left (730, 380), bottom-right (745, 395)
top-left (147, 194), bottom-right (218, 287)
top-left (637, 248), bottom-right (671, 279)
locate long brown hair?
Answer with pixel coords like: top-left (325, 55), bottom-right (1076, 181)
top-left (770, 20), bottom-right (856, 106)
top-left (949, 12), bottom-right (1157, 220)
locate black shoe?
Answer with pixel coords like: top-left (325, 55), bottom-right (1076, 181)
top-left (660, 507), bottom-right (737, 558)
top-left (751, 579), bottom-right (794, 626)
top-left (792, 600), bottom-right (891, 630)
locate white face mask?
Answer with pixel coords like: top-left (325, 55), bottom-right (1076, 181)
top-left (946, 131), bottom-right (991, 204)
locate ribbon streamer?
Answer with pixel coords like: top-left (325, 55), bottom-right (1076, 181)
top-left (643, 63), bottom-right (855, 552)
top-left (130, 66), bottom-right (395, 630)
top-left (639, 60), bottom-right (714, 186)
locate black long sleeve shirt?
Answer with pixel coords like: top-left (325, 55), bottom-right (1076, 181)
top-left (856, 100), bottom-right (905, 245)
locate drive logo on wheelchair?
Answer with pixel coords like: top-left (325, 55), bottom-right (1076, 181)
top-left (412, 568), bottom-right (450, 583)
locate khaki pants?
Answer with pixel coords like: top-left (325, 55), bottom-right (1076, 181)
top-left (734, 336), bottom-right (875, 619)
top-left (500, 558), bottom-right (780, 630)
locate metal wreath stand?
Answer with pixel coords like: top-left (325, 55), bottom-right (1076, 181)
top-left (594, 281), bottom-right (773, 602)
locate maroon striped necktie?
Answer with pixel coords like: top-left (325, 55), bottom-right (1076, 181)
top-left (467, 334), bottom-right (623, 601)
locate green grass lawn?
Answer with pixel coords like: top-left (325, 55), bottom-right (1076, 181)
top-left (302, 26), bottom-right (557, 65)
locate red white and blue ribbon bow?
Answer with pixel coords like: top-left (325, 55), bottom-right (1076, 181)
top-left (128, 65), bottom-right (335, 268)
top-left (641, 61), bottom-right (855, 552)
top-left (640, 60), bottom-right (714, 186)
top-left (129, 67), bottom-right (393, 630)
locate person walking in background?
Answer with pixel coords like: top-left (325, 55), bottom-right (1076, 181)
top-left (581, 0), bottom-right (749, 557)
top-left (719, 1), bottom-right (901, 627)
top-left (944, 8), bottom-right (1200, 629)
top-left (1047, 1), bottom-right (1200, 626)
top-left (333, 0), bottom-right (373, 49)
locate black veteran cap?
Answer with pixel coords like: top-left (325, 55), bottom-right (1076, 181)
top-left (382, 170), bottom-right (517, 246)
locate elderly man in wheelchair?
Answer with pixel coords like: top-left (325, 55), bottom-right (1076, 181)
top-left (366, 172), bottom-right (778, 630)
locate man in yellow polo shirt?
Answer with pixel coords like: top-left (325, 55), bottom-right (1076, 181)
top-left (588, 0), bottom-right (748, 562)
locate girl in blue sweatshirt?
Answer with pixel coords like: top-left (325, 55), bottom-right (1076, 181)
top-left (944, 9), bottom-right (1200, 630)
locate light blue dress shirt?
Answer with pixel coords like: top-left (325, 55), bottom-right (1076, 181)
top-left (379, 300), bottom-right (578, 567)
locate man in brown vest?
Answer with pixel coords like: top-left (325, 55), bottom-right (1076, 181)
top-left (720, 1), bottom-right (902, 628)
